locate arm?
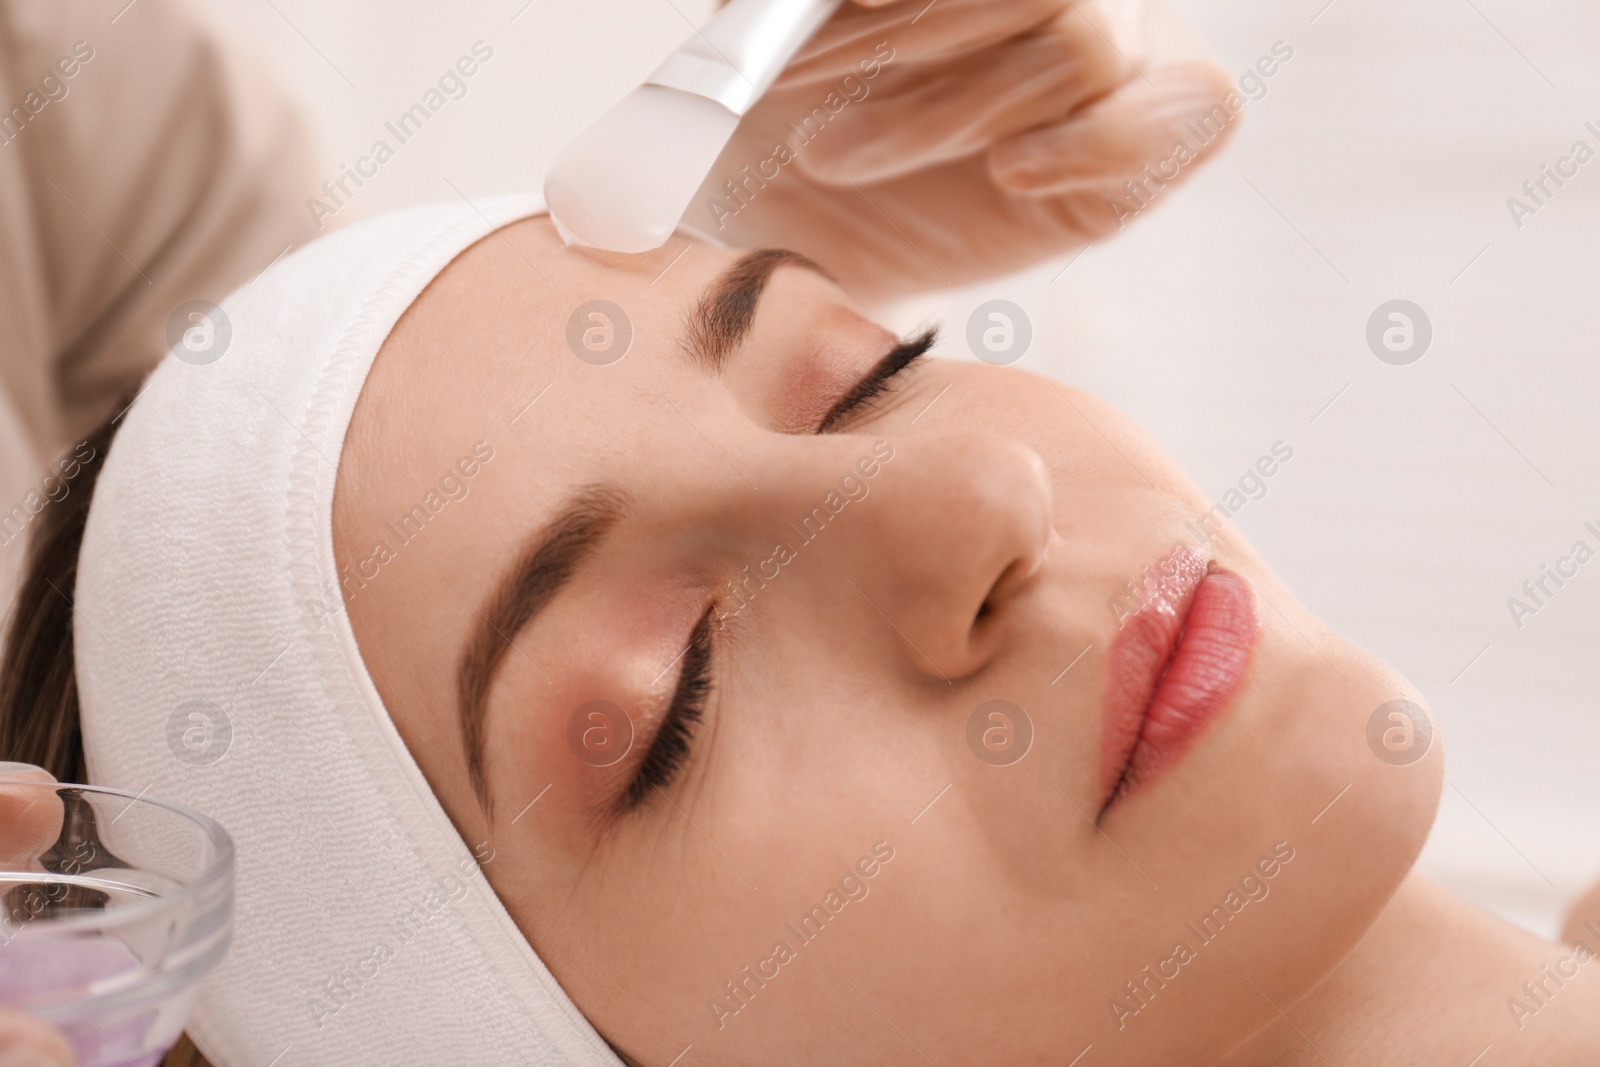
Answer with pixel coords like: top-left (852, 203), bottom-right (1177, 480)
top-left (0, 0), bottom-right (330, 458)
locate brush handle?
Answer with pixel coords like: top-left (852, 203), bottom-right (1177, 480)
top-left (644, 0), bottom-right (845, 117)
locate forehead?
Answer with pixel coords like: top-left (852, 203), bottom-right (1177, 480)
top-left (348, 218), bottom-right (861, 497)
top-left (340, 215), bottom-right (711, 495)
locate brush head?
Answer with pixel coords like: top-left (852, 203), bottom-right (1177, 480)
top-left (545, 85), bottom-right (742, 254)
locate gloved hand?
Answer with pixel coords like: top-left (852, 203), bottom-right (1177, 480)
top-left (0, 765), bottom-right (75, 1067)
top-left (1567, 878), bottom-right (1600, 947)
top-left (0, 762), bottom-right (62, 865)
top-left (693, 0), bottom-right (1240, 300)
top-left (0, 1009), bottom-right (75, 1067)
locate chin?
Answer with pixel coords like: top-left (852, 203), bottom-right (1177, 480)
top-left (1297, 634), bottom-right (1445, 873)
top-left (1231, 633), bottom-right (1444, 1006)
top-left (1109, 617), bottom-right (1443, 1027)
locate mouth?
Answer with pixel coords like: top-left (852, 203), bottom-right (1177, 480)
top-left (1097, 544), bottom-right (1259, 818)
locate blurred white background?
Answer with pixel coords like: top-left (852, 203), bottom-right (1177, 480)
top-left (193, 0), bottom-right (1600, 936)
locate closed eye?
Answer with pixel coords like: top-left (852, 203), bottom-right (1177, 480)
top-left (621, 604), bottom-right (716, 812)
top-left (815, 327), bottom-right (938, 434)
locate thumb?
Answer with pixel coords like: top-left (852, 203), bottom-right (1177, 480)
top-left (0, 1008), bottom-right (75, 1067)
top-left (0, 764), bottom-right (64, 869)
top-left (0, 763), bottom-right (57, 783)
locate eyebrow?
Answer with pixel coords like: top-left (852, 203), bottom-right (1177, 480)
top-left (454, 249), bottom-right (826, 816)
top-left (683, 248), bottom-right (832, 373)
top-left (456, 484), bottom-right (628, 817)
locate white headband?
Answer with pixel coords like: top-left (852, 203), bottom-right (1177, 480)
top-left (74, 192), bottom-right (625, 1066)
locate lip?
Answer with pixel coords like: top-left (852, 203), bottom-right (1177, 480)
top-left (1098, 545), bottom-right (1259, 816)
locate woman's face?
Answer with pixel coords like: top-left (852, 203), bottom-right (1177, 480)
top-left (334, 217), bottom-right (1441, 1066)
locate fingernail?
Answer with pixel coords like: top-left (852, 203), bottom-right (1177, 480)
top-left (0, 762), bottom-right (45, 778)
top-left (989, 125), bottom-right (1104, 193)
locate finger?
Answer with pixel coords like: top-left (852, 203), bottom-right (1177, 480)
top-left (0, 1008), bottom-right (75, 1067)
top-left (988, 61), bottom-right (1239, 196)
top-left (0, 762), bottom-right (57, 782)
top-left (779, 0), bottom-right (1069, 89)
top-left (0, 766), bottom-right (64, 869)
top-left (789, 27), bottom-right (1133, 186)
top-left (1564, 879), bottom-right (1600, 946)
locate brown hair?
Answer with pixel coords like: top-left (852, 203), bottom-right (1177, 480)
top-left (0, 408), bottom-right (212, 1067)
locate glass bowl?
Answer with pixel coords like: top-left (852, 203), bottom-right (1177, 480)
top-left (0, 781), bottom-right (234, 1067)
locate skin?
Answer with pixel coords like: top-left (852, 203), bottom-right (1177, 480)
top-left (331, 217), bottom-right (1600, 1065)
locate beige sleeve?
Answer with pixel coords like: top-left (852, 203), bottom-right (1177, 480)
top-left (0, 0), bottom-right (330, 460)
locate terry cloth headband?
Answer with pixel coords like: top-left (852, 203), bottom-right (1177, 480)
top-left (75, 192), bottom-right (626, 1066)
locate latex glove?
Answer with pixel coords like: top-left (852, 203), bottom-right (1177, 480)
top-left (0, 762), bottom-right (62, 866)
top-left (0, 765), bottom-right (75, 1067)
top-left (692, 0), bottom-right (1240, 300)
top-left (1567, 878), bottom-right (1600, 947)
top-left (0, 1009), bottom-right (75, 1067)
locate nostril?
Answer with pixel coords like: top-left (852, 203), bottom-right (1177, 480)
top-left (974, 559), bottom-right (1025, 633)
top-left (985, 549), bottom-right (1046, 615)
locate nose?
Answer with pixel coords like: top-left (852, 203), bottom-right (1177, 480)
top-left (830, 434), bottom-right (1054, 680)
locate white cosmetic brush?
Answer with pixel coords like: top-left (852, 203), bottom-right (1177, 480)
top-left (545, 0), bottom-right (844, 253)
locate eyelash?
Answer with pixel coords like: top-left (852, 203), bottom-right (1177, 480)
top-left (625, 604), bottom-right (716, 809)
top-left (816, 327), bottom-right (939, 434)
top-left (620, 330), bottom-right (936, 808)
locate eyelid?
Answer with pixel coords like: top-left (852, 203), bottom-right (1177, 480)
top-left (815, 328), bottom-right (938, 434)
top-left (620, 603), bottom-right (716, 812)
